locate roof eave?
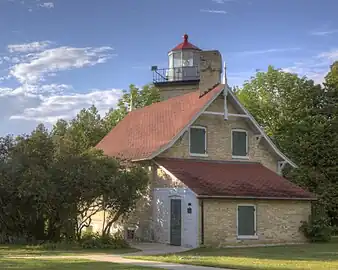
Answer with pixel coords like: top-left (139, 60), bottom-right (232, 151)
top-left (197, 195), bottom-right (317, 201)
top-left (227, 88), bottom-right (298, 168)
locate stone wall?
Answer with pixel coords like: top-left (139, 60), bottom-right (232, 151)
top-left (159, 96), bottom-right (279, 172)
top-left (158, 83), bottom-right (199, 101)
top-left (203, 199), bottom-right (311, 246)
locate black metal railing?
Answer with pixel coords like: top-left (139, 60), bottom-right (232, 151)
top-left (152, 66), bottom-right (200, 84)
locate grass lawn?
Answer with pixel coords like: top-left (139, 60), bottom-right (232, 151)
top-left (0, 244), bottom-right (138, 257)
top-left (130, 240), bottom-right (338, 270)
top-left (0, 258), bottom-right (160, 270)
top-left (0, 245), bottom-right (160, 270)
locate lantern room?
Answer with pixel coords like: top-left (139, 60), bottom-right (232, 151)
top-left (152, 34), bottom-right (201, 84)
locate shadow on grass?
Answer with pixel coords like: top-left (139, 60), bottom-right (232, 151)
top-left (1, 259), bottom-right (154, 270)
top-left (0, 245), bottom-right (138, 257)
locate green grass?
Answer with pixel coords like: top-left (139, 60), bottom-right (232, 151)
top-left (0, 244), bottom-right (138, 257)
top-left (0, 245), bottom-right (159, 270)
top-left (130, 240), bottom-right (338, 270)
top-left (0, 258), bottom-right (160, 270)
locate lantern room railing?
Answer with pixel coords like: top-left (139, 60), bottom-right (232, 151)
top-left (152, 66), bottom-right (200, 84)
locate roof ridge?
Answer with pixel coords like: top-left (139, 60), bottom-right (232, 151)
top-left (129, 85), bottom-right (222, 115)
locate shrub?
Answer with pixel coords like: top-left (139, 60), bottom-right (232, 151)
top-left (39, 241), bottom-right (80, 250)
top-left (79, 232), bottom-right (129, 249)
top-left (300, 214), bottom-right (332, 242)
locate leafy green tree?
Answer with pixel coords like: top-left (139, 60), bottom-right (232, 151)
top-left (236, 65), bottom-right (338, 228)
top-left (0, 82), bottom-right (156, 243)
top-left (103, 84), bottom-right (159, 132)
top-left (102, 162), bottom-right (149, 235)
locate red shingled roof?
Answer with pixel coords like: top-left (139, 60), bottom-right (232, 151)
top-left (96, 84), bottom-right (224, 160)
top-left (156, 158), bottom-right (315, 199)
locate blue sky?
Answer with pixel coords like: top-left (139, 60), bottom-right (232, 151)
top-left (0, 0), bottom-right (337, 135)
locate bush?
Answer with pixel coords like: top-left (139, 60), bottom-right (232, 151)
top-left (300, 214), bottom-right (332, 242)
top-left (79, 232), bottom-right (129, 249)
top-left (38, 241), bottom-right (80, 250)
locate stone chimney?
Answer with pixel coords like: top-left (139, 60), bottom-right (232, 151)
top-left (199, 50), bottom-right (222, 97)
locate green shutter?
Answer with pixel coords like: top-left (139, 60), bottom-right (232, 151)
top-left (238, 206), bottom-right (255, 236)
top-left (232, 131), bottom-right (247, 156)
top-left (190, 128), bottom-right (206, 154)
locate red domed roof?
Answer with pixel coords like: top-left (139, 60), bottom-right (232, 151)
top-left (171, 34), bottom-right (201, 51)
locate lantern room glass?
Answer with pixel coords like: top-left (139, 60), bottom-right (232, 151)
top-left (182, 51), bottom-right (194, 67)
top-left (173, 52), bottom-right (182, 68)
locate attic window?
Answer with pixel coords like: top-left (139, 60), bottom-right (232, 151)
top-left (232, 129), bottom-right (248, 159)
top-left (189, 126), bottom-right (207, 156)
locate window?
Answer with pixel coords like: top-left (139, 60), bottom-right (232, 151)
top-left (173, 52), bottom-right (182, 68)
top-left (232, 129), bottom-right (248, 158)
top-left (237, 205), bottom-right (257, 239)
top-left (182, 51), bottom-right (193, 67)
top-left (189, 126), bottom-right (207, 156)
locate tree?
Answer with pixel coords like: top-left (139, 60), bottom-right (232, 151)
top-left (0, 82), bottom-right (156, 243)
top-left (103, 84), bottom-right (160, 132)
top-left (102, 162), bottom-right (149, 235)
top-left (236, 66), bottom-right (338, 227)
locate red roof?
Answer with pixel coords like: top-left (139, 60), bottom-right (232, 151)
top-left (171, 34), bottom-right (201, 51)
top-left (96, 84), bottom-right (224, 160)
top-left (156, 158), bottom-right (315, 199)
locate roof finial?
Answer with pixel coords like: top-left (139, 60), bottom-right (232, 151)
top-left (183, 33), bottom-right (189, 43)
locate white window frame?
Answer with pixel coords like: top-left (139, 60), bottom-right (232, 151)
top-left (189, 126), bottom-right (208, 157)
top-left (231, 129), bottom-right (249, 159)
top-left (236, 204), bottom-right (258, 240)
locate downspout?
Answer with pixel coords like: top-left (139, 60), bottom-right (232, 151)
top-left (200, 199), bottom-right (204, 246)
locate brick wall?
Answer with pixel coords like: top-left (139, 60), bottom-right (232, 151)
top-left (159, 96), bottom-right (279, 172)
top-left (203, 199), bottom-right (311, 247)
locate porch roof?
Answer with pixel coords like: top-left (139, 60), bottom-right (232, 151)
top-left (155, 158), bottom-right (316, 200)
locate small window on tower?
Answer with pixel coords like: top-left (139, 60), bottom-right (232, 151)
top-left (173, 52), bottom-right (182, 68)
top-left (182, 51), bottom-right (193, 67)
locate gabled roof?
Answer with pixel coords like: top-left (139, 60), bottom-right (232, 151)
top-left (156, 158), bottom-right (315, 200)
top-left (96, 84), bottom-right (224, 160)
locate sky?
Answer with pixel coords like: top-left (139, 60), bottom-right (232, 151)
top-left (0, 0), bottom-right (337, 136)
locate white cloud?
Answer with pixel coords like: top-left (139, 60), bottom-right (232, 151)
top-left (10, 45), bottom-right (115, 84)
top-left (0, 40), bottom-right (119, 135)
top-left (10, 83), bottom-right (72, 95)
top-left (200, 9), bottom-right (227, 14)
top-left (10, 89), bottom-right (122, 123)
top-left (237, 48), bottom-right (301, 55)
top-left (281, 49), bottom-right (338, 84)
top-left (318, 49), bottom-right (338, 61)
top-left (39, 2), bottom-right (54, 9)
top-left (310, 29), bottom-right (338, 36)
top-left (8, 41), bottom-right (52, 53)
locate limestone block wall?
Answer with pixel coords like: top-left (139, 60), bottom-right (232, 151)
top-left (158, 83), bottom-right (199, 101)
top-left (159, 112), bottom-right (279, 173)
top-left (203, 199), bottom-right (311, 246)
